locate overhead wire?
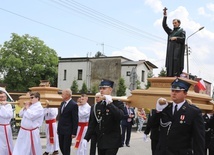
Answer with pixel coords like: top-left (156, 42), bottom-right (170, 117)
top-left (189, 50), bottom-right (213, 81)
top-left (0, 7), bottom-right (123, 51)
top-left (44, 0), bottom-right (166, 43)
top-left (59, 0), bottom-right (165, 41)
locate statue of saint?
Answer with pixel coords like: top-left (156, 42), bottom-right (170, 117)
top-left (162, 7), bottom-right (186, 77)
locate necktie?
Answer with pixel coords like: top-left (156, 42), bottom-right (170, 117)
top-left (61, 102), bottom-right (66, 113)
top-left (174, 105), bottom-right (178, 115)
top-left (127, 108), bottom-right (132, 122)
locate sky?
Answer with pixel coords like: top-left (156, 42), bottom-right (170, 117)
top-left (0, 0), bottom-right (214, 86)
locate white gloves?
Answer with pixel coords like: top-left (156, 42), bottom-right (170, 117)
top-left (104, 95), bottom-right (113, 104)
top-left (156, 98), bottom-right (168, 112)
top-left (79, 139), bottom-right (88, 154)
top-left (143, 133), bottom-right (148, 142)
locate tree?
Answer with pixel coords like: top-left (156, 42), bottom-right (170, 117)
top-left (0, 33), bottom-right (58, 91)
top-left (145, 71), bottom-right (154, 89)
top-left (136, 80), bottom-right (141, 89)
top-left (158, 68), bottom-right (167, 77)
top-left (71, 80), bottom-right (78, 93)
top-left (116, 78), bottom-right (126, 96)
top-left (91, 84), bottom-right (98, 94)
top-left (80, 82), bottom-right (88, 94)
top-left (94, 51), bottom-right (105, 58)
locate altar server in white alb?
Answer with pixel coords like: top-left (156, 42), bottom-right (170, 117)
top-left (43, 100), bottom-right (59, 155)
top-left (74, 94), bottom-right (91, 155)
top-left (13, 92), bottom-right (44, 155)
top-left (0, 91), bottom-right (13, 155)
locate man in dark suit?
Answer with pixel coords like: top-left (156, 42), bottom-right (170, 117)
top-left (57, 89), bottom-right (78, 155)
top-left (89, 92), bottom-right (102, 155)
top-left (143, 109), bottom-right (159, 155)
top-left (121, 102), bottom-right (135, 147)
top-left (83, 79), bottom-right (124, 155)
top-left (153, 78), bottom-right (205, 155)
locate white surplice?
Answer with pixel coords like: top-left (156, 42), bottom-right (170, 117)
top-left (44, 108), bottom-right (59, 153)
top-left (13, 101), bottom-right (44, 155)
top-left (75, 103), bottom-right (91, 155)
top-left (0, 103), bottom-right (13, 155)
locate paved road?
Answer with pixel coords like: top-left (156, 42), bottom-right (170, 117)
top-left (13, 131), bottom-right (152, 155)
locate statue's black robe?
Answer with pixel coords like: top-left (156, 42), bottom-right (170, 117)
top-left (162, 16), bottom-right (186, 77)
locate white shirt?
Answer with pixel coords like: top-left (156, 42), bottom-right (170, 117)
top-left (172, 100), bottom-right (185, 114)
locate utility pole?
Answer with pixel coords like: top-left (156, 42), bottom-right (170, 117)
top-left (101, 43), bottom-right (104, 55)
top-left (97, 43), bottom-right (104, 55)
top-left (186, 26), bottom-right (204, 75)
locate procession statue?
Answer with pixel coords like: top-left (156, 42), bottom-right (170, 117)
top-left (162, 7), bottom-right (186, 77)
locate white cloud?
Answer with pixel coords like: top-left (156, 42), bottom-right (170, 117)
top-left (198, 4), bottom-right (214, 20)
top-left (207, 3), bottom-right (214, 12)
top-left (111, 46), bottom-right (148, 61)
top-left (198, 7), bottom-right (212, 18)
top-left (144, 0), bottom-right (164, 13)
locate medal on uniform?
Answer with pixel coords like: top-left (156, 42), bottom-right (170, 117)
top-left (180, 115), bottom-right (185, 123)
top-left (106, 109), bottom-right (109, 115)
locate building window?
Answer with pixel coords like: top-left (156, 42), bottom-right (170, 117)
top-left (63, 70), bottom-right (67, 80)
top-left (141, 70), bottom-right (145, 82)
top-left (78, 69), bottom-right (83, 80)
top-left (126, 71), bottom-right (131, 76)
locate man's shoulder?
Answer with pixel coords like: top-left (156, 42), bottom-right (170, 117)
top-left (68, 99), bottom-right (77, 106)
top-left (112, 100), bottom-right (124, 109)
top-left (112, 100), bottom-right (123, 105)
top-left (185, 101), bottom-right (202, 114)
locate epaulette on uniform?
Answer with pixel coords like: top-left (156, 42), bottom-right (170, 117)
top-left (188, 103), bottom-right (200, 110)
top-left (166, 102), bottom-right (173, 109)
top-left (164, 102), bottom-right (172, 109)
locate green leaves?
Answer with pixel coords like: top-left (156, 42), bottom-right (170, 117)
top-left (116, 77), bottom-right (126, 96)
top-left (0, 33), bottom-right (58, 91)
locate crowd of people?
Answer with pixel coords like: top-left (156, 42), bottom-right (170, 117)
top-left (0, 79), bottom-right (125, 155)
top-left (0, 77), bottom-right (212, 155)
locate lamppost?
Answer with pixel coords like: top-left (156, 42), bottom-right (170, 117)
top-left (186, 26), bottom-right (204, 75)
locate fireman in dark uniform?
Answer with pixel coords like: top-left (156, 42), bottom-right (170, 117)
top-left (203, 113), bottom-right (214, 155)
top-left (83, 79), bottom-right (124, 155)
top-left (152, 78), bottom-right (205, 155)
top-left (144, 109), bottom-right (160, 155)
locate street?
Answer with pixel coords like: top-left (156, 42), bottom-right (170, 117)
top-left (13, 131), bottom-right (152, 155)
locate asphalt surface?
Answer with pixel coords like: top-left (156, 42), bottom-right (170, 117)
top-left (13, 130), bottom-right (152, 155)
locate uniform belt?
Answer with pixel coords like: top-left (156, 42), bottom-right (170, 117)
top-left (0, 124), bottom-right (12, 155)
top-left (45, 119), bottom-right (56, 144)
top-left (21, 126), bottom-right (38, 155)
top-left (74, 122), bottom-right (89, 148)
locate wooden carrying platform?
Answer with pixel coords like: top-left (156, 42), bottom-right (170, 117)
top-left (15, 78), bottom-right (213, 112)
top-left (123, 77), bottom-right (214, 112)
top-left (17, 80), bottom-right (62, 107)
